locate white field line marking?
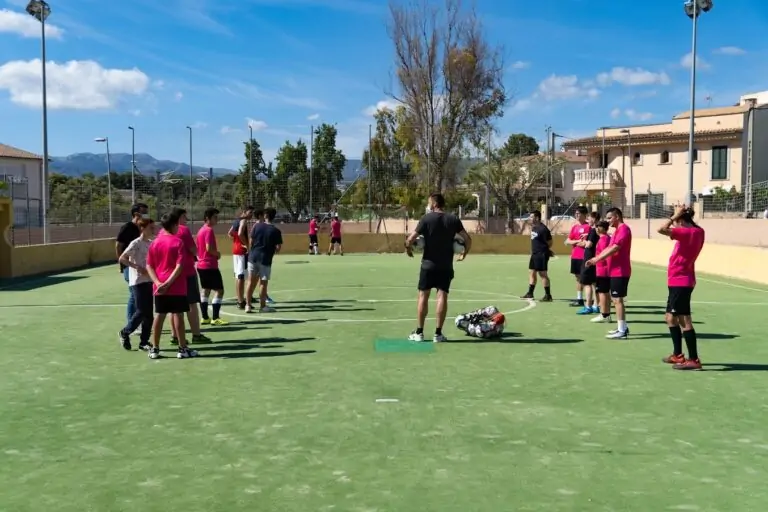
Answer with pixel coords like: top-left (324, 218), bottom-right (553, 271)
top-left (375, 398), bottom-right (399, 403)
top-left (0, 264), bottom-right (107, 291)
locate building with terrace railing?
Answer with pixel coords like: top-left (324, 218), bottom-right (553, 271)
top-left (0, 143), bottom-right (43, 227)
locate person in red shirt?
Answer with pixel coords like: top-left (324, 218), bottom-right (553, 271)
top-left (657, 204), bottom-right (706, 370)
top-left (228, 206), bottom-right (253, 309)
top-left (585, 207), bottom-right (632, 339)
top-left (564, 206), bottom-right (590, 307)
top-left (308, 215), bottom-right (319, 255)
top-left (145, 213), bottom-right (197, 360)
top-left (327, 214), bottom-right (344, 256)
top-left (197, 207), bottom-right (227, 326)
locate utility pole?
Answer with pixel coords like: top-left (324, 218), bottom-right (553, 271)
top-left (544, 126), bottom-right (551, 215)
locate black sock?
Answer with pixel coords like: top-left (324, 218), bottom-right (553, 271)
top-left (683, 329), bottom-right (698, 360)
top-left (200, 301), bottom-right (209, 320)
top-left (527, 284), bottom-right (535, 295)
top-left (544, 286), bottom-right (551, 296)
top-left (435, 327), bottom-right (442, 335)
top-left (602, 312), bottom-right (610, 318)
top-left (212, 302), bottom-right (221, 320)
top-left (669, 326), bottom-right (683, 355)
top-left (415, 327), bottom-right (423, 335)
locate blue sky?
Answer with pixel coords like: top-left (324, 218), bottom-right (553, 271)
top-left (0, 0), bottom-right (765, 169)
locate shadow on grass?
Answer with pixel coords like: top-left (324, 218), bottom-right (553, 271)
top-left (276, 299), bottom-right (356, 305)
top-left (444, 332), bottom-right (583, 344)
top-left (0, 275), bottom-right (88, 291)
top-left (627, 320), bottom-right (706, 325)
top-left (702, 363), bottom-right (768, 372)
top-left (198, 349), bottom-right (317, 359)
top-left (631, 333), bottom-right (738, 341)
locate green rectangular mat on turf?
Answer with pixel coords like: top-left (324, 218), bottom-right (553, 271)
top-left (374, 339), bottom-right (435, 353)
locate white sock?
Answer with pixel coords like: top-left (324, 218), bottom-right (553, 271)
top-left (576, 291), bottom-right (583, 300)
top-left (618, 320), bottom-right (627, 332)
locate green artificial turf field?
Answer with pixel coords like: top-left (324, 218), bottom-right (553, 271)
top-left (1, 254), bottom-right (767, 512)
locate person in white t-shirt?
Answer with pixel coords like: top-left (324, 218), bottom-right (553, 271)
top-left (118, 218), bottom-right (155, 351)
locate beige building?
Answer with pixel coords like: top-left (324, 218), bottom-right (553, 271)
top-left (561, 92), bottom-right (768, 214)
top-left (0, 143), bottom-right (43, 226)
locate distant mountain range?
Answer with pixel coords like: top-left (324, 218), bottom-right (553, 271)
top-left (49, 152), bottom-right (365, 182)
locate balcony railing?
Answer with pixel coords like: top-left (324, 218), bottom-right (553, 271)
top-left (573, 168), bottom-right (620, 189)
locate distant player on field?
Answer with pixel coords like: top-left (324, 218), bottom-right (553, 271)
top-left (657, 204), bottom-right (706, 370)
top-left (404, 193), bottom-right (472, 343)
top-left (565, 206), bottom-right (590, 307)
top-left (197, 208), bottom-right (228, 326)
top-left (228, 206), bottom-right (253, 309)
top-left (327, 214), bottom-right (344, 256)
top-left (521, 210), bottom-right (552, 301)
top-left (585, 207), bottom-right (632, 339)
top-left (308, 215), bottom-right (319, 255)
top-left (576, 211), bottom-right (600, 315)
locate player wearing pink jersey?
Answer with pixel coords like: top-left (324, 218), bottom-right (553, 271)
top-left (197, 208), bottom-right (228, 326)
top-left (590, 220), bottom-right (613, 324)
top-left (564, 206), bottom-right (590, 307)
top-left (585, 207), bottom-right (632, 339)
top-left (308, 215), bottom-right (319, 255)
top-left (327, 214), bottom-right (344, 256)
top-left (657, 205), bottom-right (706, 370)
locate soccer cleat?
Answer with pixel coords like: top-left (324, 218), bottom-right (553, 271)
top-left (673, 358), bottom-right (702, 371)
top-left (177, 348), bottom-right (198, 359)
top-left (266, 296), bottom-right (275, 305)
top-left (118, 331), bottom-right (132, 351)
top-left (569, 300), bottom-right (585, 307)
top-left (138, 341), bottom-right (151, 351)
top-left (591, 314), bottom-right (612, 323)
top-left (590, 306), bottom-right (601, 313)
top-left (169, 336), bottom-right (179, 345)
top-left (433, 333), bottom-right (447, 343)
top-left (245, 305), bottom-right (254, 313)
top-left (148, 347), bottom-right (161, 359)
top-left (211, 318), bottom-right (228, 326)
top-left (540, 295), bottom-right (553, 302)
top-left (662, 353), bottom-right (685, 365)
top-left (408, 331), bottom-right (424, 342)
top-left (606, 329), bottom-right (628, 339)
top-left (576, 307), bottom-right (592, 315)
top-left (192, 334), bottom-right (211, 344)
top-left (237, 302), bottom-right (246, 310)
top-left (520, 293), bottom-right (534, 299)
top-left (259, 306), bottom-right (276, 313)
top-left (201, 318), bottom-right (211, 325)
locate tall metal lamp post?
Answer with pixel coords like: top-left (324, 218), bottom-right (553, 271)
top-left (26, 0), bottom-right (51, 243)
top-left (684, 0), bottom-right (713, 205)
top-left (186, 126), bottom-right (193, 220)
top-left (94, 137), bottom-right (113, 225)
top-left (620, 129), bottom-right (633, 214)
top-left (248, 124), bottom-right (254, 205)
top-left (128, 126), bottom-right (136, 203)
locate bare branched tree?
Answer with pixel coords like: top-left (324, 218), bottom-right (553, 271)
top-left (387, 0), bottom-right (505, 192)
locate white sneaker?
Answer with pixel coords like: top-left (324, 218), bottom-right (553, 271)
top-left (260, 306), bottom-right (276, 313)
top-left (606, 329), bottom-right (629, 339)
top-left (408, 331), bottom-right (424, 342)
top-left (591, 315), bottom-right (612, 323)
top-left (245, 305), bottom-right (254, 313)
top-left (148, 347), bottom-right (161, 359)
top-left (177, 348), bottom-right (198, 359)
top-left (433, 333), bottom-right (447, 343)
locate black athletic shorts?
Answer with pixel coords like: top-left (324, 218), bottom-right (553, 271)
top-left (309, 234), bottom-right (318, 245)
top-left (155, 294), bottom-right (190, 314)
top-left (186, 274), bottom-right (200, 304)
top-left (331, 237), bottom-right (342, 245)
top-left (529, 252), bottom-right (549, 272)
top-left (595, 276), bottom-right (610, 294)
top-left (418, 267), bottom-right (454, 293)
top-left (666, 286), bottom-right (693, 316)
top-left (610, 277), bottom-right (630, 299)
top-left (579, 264), bottom-right (597, 285)
top-left (570, 258), bottom-right (583, 276)
top-left (197, 268), bottom-right (224, 291)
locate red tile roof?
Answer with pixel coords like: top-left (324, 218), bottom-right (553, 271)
top-left (0, 143), bottom-right (42, 160)
top-left (562, 128), bottom-right (742, 149)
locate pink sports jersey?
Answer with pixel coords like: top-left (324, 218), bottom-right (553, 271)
top-left (607, 223), bottom-right (632, 278)
top-left (331, 219), bottom-right (341, 238)
top-left (568, 222), bottom-right (589, 260)
top-left (595, 234), bottom-right (611, 277)
top-left (171, 224), bottom-right (197, 277)
top-left (146, 232), bottom-right (187, 296)
top-left (196, 224), bottom-right (218, 270)
top-left (667, 226), bottom-right (705, 287)
top-left (308, 219), bottom-right (318, 235)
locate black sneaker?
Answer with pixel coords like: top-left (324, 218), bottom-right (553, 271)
top-left (569, 300), bottom-right (585, 307)
top-left (540, 295), bottom-right (553, 302)
top-left (118, 331), bottom-right (131, 351)
top-left (148, 347), bottom-right (161, 359)
top-left (520, 293), bottom-right (534, 299)
top-left (237, 301), bottom-right (246, 310)
top-left (138, 341), bottom-right (151, 351)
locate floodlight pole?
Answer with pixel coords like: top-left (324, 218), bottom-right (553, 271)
top-left (187, 126), bottom-right (193, 221)
top-left (248, 124), bottom-right (253, 205)
top-left (95, 137), bottom-right (113, 225)
top-left (128, 126), bottom-right (136, 203)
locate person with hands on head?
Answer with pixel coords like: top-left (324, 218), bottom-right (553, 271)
top-left (656, 204), bottom-right (705, 370)
top-left (585, 207), bottom-right (632, 339)
top-left (404, 193), bottom-right (471, 343)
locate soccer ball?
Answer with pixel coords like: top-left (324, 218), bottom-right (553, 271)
top-left (413, 236), bottom-right (425, 251)
top-left (453, 236), bottom-right (466, 254)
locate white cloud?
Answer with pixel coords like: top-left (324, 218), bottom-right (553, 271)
top-left (0, 8), bottom-right (64, 39)
top-left (220, 126), bottom-right (240, 134)
top-left (0, 59), bottom-right (149, 109)
top-left (174, 91), bottom-right (183, 101)
top-left (246, 117), bottom-right (268, 130)
top-left (596, 67), bottom-right (670, 87)
top-left (535, 75), bottom-right (599, 101)
top-left (624, 109), bottom-right (653, 121)
top-left (152, 80), bottom-right (165, 90)
top-left (189, 121), bottom-right (207, 129)
top-left (510, 60), bottom-right (530, 70)
top-left (680, 52), bottom-right (710, 70)
top-left (307, 113), bottom-right (320, 120)
top-left (363, 99), bottom-right (400, 116)
top-left (610, 107), bottom-right (621, 119)
top-left (713, 46), bottom-right (746, 56)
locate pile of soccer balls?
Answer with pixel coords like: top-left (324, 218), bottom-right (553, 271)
top-left (413, 235), bottom-right (465, 254)
top-left (455, 306), bottom-right (506, 339)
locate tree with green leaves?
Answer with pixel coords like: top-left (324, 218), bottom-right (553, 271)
top-left (310, 123), bottom-right (346, 212)
top-left (498, 133), bottom-right (539, 159)
top-left (362, 108), bottom-right (411, 205)
top-left (236, 139), bottom-right (273, 209)
top-left (387, 0), bottom-right (506, 191)
top-left (273, 139), bottom-right (310, 219)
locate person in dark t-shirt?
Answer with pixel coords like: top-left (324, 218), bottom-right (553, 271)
top-left (246, 207), bottom-right (283, 313)
top-left (115, 203), bottom-right (148, 323)
top-left (576, 211), bottom-right (601, 315)
top-left (522, 210), bottom-right (553, 301)
top-left (405, 193), bottom-right (471, 343)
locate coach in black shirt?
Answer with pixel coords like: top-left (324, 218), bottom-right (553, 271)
top-left (522, 210), bottom-right (553, 301)
top-left (404, 193), bottom-right (471, 343)
top-left (115, 203), bottom-right (148, 323)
